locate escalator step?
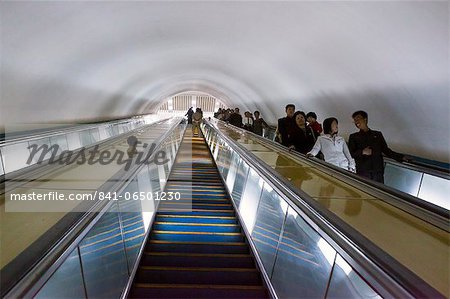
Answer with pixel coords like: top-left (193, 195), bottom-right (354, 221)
top-left (146, 240), bottom-right (249, 254)
top-left (179, 198), bottom-right (230, 203)
top-left (155, 215), bottom-right (237, 224)
top-left (166, 194), bottom-right (229, 200)
top-left (130, 284), bottom-right (267, 298)
top-left (150, 230), bottom-right (244, 242)
top-left (141, 252), bottom-right (255, 268)
top-left (153, 222), bottom-right (241, 233)
top-left (160, 202), bottom-right (232, 208)
top-left (156, 210), bottom-right (235, 216)
top-left (135, 266), bottom-right (262, 285)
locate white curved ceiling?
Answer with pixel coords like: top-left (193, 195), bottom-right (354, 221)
top-left (1, 1), bottom-right (449, 162)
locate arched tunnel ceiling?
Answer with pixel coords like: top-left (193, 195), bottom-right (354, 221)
top-left (1, 1), bottom-right (449, 162)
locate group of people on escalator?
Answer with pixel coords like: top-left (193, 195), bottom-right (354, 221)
top-left (277, 104), bottom-right (410, 183)
top-left (214, 108), bottom-right (270, 137)
top-left (216, 104), bottom-right (409, 184)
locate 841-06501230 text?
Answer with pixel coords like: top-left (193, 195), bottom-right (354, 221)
top-left (98, 191), bottom-right (181, 201)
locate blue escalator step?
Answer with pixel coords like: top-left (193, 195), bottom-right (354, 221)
top-left (150, 231), bottom-right (244, 242)
top-left (156, 215), bottom-right (237, 224)
top-left (153, 222), bottom-right (240, 233)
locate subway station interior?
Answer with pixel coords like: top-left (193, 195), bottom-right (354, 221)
top-left (1, 2), bottom-right (449, 299)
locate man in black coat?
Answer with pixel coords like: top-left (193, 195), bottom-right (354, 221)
top-left (277, 104), bottom-right (296, 146)
top-left (185, 107), bottom-right (194, 124)
top-left (348, 110), bottom-right (406, 183)
top-left (228, 108), bottom-right (243, 128)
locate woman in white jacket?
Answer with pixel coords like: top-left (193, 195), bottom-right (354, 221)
top-left (307, 117), bottom-right (356, 172)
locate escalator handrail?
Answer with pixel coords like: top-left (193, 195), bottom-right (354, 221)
top-left (204, 120), bottom-right (445, 299)
top-left (384, 157), bottom-right (450, 180)
top-left (3, 118), bottom-right (183, 298)
top-left (0, 114), bottom-right (156, 147)
top-left (0, 118), bottom-right (172, 190)
top-left (199, 127), bottom-right (278, 299)
top-left (216, 120), bottom-right (449, 228)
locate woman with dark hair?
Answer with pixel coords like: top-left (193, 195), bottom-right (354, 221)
top-left (287, 111), bottom-right (316, 154)
top-left (307, 117), bottom-right (355, 172)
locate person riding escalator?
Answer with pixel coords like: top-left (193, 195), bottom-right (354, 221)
top-left (192, 108), bottom-right (203, 136)
top-left (287, 111), bottom-right (316, 154)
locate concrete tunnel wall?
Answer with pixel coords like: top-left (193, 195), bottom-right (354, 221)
top-left (1, 1), bottom-right (449, 163)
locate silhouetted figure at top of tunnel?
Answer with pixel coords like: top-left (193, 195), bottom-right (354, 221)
top-left (348, 110), bottom-right (408, 183)
top-left (185, 107), bottom-right (194, 124)
top-left (276, 104), bottom-right (296, 146)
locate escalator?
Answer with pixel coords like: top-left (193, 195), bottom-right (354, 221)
top-left (1, 118), bottom-right (184, 298)
top-left (129, 131), bottom-right (269, 298)
top-left (202, 120), bottom-right (448, 298)
top-left (6, 120), bottom-right (445, 298)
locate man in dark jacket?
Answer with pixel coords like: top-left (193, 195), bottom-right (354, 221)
top-left (185, 107), bottom-right (194, 124)
top-left (253, 111), bottom-right (268, 136)
top-left (348, 110), bottom-right (406, 183)
top-left (228, 108), bottom-right (243, 128)
top-left (277, 104), bottom-right (296, 146)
